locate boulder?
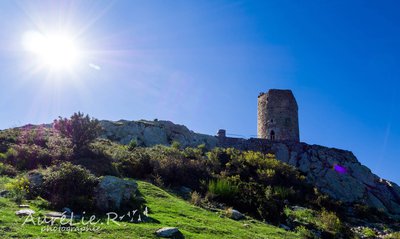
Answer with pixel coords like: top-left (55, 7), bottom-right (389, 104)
top-left (155, 227), bottom-right (183, 238)
top-left (27, 171), bottom-right (44, 196)
top-left (227, 208), bottom-right (245, 220)
top-left (16, 209), bottom-right (35, 216)
top-left (94, 176), bottom-right (139, 212)
top-left (0, 190), bottom-right (10, 197)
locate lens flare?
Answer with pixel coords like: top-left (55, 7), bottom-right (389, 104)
top-left (22, 30), bottom-right (80, 70)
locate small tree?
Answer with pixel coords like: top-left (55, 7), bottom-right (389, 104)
top-left (53, 112), bottom-right (102, 153)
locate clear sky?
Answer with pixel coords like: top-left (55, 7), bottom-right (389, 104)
top-left (0, 1), bottom-right (399, 184)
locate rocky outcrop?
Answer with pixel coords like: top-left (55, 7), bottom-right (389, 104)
top-left (100, 120), bottom-right (217, 148)
top-left (99, 119), bottom-right (400, 217)
top-left (94, 176), bottom-right (140, 212)
top-left (272, 143), bottom-right (400, 217)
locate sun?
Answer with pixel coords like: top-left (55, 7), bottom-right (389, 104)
top-left (23, 31), bottom-right (81, 71)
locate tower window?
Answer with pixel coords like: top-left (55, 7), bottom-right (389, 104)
top-left (270, 130), bottom-right (275, 140)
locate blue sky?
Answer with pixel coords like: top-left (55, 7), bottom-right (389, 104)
top-left (0, 1), bottom-right (399, 184)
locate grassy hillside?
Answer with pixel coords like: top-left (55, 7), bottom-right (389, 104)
top-left (0, 177), bottom-right (297, 239)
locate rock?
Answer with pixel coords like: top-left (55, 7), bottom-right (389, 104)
top-left (272, 143), bottom-right (290, 163)
top-left (18, 205), bottom-right (30, 208)
top-left (45, 211), bottom-right (81, 220)
top-left (279, 224), bottom-right (291, 231)
top-left (46, 212), bottom-right (64, 218)
top-left (100, 118), bottom-right (400, 217)
top-left (179, 186), bottom-right (192, 194)
top-left (15, 209), bottom-right (35, 216)
top-left (155, 227), bottom-right (183, 238)
top-left (94, 176), bottom-right (139, 212)
top-left (0, 190), bottom-right (10, 197)
top-left (62, 207), bottom-right (72, 214)
top-left (100, 120), bottom-right (217, 149)
top-left (227, 208), bottom-right (245, 220)
top-left (27, 171), bottom-right (44, 196)
top-left (291, 206), bottom-right (307, 211)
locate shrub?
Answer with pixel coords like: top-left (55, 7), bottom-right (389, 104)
top-left (284, 206), bottom-right (316, 225)
top-left (296, 226), bottom-right (317, 239)
top-left (171, 141), bottom-right (181, 150)
top-left (0, 163), bottom-right (17, 177)
top-left (150, 148), bottom-right (209, 189)
top-left (0, 129), bottom-right (19, 152)
top-left (4, 127), bottom-right (73, 170)
top-left (18, 126), bottom-right (49, 147)
top-left (208, 178), bottom-right (238, 200)
top-left (8, 144), bottom-right (52, 170)
top-left (42, 162), bottom-right (99, 210)
top-left (183, 147), bottom-right (203, 160)
top-left (273, 186), bottom-right (295, 200)
top-left (5, 176), bottom-right (30, 203)
top-left (127, 139), bottom-right (137, 151)
top-left (53, 112), bottom-right (101, 152)
top-left (318, 209), bottom-right (342, 234)
top-left (386, 232), bottom-right (400, 239)
top-left (362, 227), bottom-right (376, 238)
top-left (190, 191), bottom-right (202, 206)
top-left (112, 147), bottom-right (153, 179)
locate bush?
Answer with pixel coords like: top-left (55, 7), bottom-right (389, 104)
top-left (208, 178), bottom-right (238, 200)
top-left (5, 176), bottom-right (30, 203)
top-left (4, 127), bottom-right (73, 170)
top-left (148, 146), bottom-right (209, 189)
top-left (386, 232), bottom-right (400, 239)
top-left (362, 227), bottom-right (376, 238)
top-left (190, 191), bottom-right (202, 206)
top-left (114, 148), bottom-right (153, 179)
top-left (296, 226), bottom-right (317, 239)
top-left (42, 162), bottom-right (99, 210)
top-left (0, 163), bottom-right (17, 177)
top-left (53, 112), bottom-right (101, 152)
top-left (284, 206), bottom-right (316, 225)
top-left (8, 144), bottom-right (52, 170)
top-left (318, 209), bottom-right (342, 234)
top-left (171, 141), bottom-right (181, 150)
top-left (127, 139), bottom-right (137, 151)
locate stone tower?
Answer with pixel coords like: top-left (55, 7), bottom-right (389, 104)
top-left (257, 89), bottom-right (299, 142)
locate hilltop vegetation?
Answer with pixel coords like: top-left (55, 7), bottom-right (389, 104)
top-left (0, 176), bottom-right (298, 239)
top-left (0, 113), bottom-right (398, 238)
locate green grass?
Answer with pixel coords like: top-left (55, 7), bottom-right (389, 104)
top-left (0, 177), bottom-right (299, 238)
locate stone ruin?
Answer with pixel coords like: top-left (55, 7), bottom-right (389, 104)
top-left (99, 89), bottom-right (400, 218)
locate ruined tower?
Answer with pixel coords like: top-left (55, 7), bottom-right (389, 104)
top-left (257, 89), bottom-right (299, 142)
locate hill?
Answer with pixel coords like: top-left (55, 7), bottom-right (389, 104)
top-left (0, 113), bottom-right (399, 238)
top-left (0, 177), bottom-right (295, 239)
top-left (99, 119), bottom-right (400, 218)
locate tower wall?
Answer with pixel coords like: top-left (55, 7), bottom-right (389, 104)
top-left (257, 89), bottom-right (299, 142)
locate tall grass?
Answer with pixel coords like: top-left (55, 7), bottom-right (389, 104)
top-left (208, 178), bottom-right (238, 199)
